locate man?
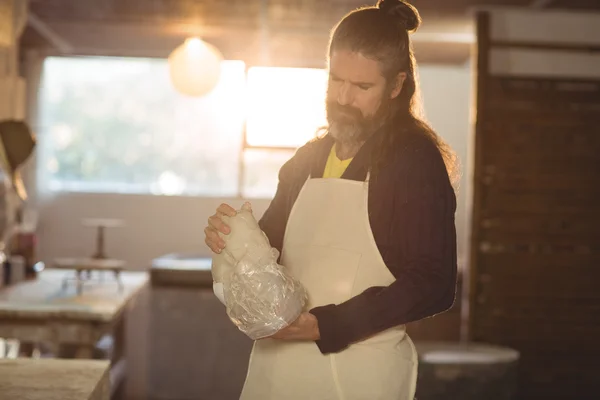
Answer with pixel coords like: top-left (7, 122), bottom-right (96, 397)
top-left (204, 0), bottom-right (458, 398)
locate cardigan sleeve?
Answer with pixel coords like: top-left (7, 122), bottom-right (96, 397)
top-left (310, 144), bottom-right (458, 354)
top-left (258, 158), bottom-right (294, 254)
top-left (258, 141), bottom-right (316, 254)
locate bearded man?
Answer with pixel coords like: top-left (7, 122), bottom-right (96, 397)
top-left (204, 0), bottom-right (459, 399)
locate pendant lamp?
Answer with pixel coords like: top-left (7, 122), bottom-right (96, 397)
top-left (168, 37), bottom-right (223, 97)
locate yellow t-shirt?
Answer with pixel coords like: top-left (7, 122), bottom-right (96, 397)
top-left (322, 144), bottom-right (353, 179)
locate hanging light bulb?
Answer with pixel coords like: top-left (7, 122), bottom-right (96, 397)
top-left (168, 37), bottom-right (223, 97)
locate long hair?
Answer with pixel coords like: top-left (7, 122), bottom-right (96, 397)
top-left (327, 0), bottom-right (460, 187)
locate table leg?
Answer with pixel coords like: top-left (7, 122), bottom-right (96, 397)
top-left (77, 269), bottom-right (83, 295)
top-left (74, 344), bottom-right (94, 359)
top-left (110, 309), bottom-right (128, 399)
top-left (18, 341), bottom-right (34, 357)
top-left (93, 226), bottom-right (106, 259)
top-left (112, 311), bottom-right (126, 364)
top-left (115, 270), bottom-right (123, 293)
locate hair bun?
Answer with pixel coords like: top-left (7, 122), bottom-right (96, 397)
top-left (377, 0), bottom-right (421, 32)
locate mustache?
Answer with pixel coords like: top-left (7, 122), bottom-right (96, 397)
top-left (326, 102), bottom-right (363, 121)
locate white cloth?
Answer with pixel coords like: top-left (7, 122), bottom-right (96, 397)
top-left (213, 282), bottom-right (225, 305)
top-left (240, 175), bottom-right (418, 400)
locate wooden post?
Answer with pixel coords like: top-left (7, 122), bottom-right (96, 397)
top-left (464, 10), bottom-right (490, 343)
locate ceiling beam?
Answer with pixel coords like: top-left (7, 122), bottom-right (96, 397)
top-left (25, 19), bottom-right (476, 46)
top-left (530, 0), bottom-right (555, 8)
top-left (412, 32), bottom-right (475, 44)
top-left (20, 18), bottom-right (472, 66)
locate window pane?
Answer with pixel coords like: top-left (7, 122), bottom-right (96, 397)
top-left (246, 67), bottom-right (327, 148)
top-left (242, 149), bottom-right (295, 199)
top-left (38, 56), bottom-right (246, 196)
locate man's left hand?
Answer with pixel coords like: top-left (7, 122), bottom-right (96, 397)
top-left (269, 312), bottom-right (320, 341)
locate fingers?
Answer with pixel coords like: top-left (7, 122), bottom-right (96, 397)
top-left (211, 204), bottom-right (235, 235)
top-left (217, 203), bottom-right (237, 217)
top-left (204, 226), bottom-right (225, 253)
top-left (205, 203), bottom-right (235, 254)
top-left (208, 214), bottom-right (230, 235)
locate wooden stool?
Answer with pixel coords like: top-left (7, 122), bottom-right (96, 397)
top-left (415, 341), bottom-right (519, 400)
top-left (51, 258), bottom-right (126, 295)
top-left (81, 218), bottom-right (124, 260)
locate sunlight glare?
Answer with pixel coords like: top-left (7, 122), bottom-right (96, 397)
top-left (246, 67), bottom-right (328, 148)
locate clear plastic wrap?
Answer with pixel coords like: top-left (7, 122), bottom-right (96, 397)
top-left (211, 203), bottom-right (307, 340)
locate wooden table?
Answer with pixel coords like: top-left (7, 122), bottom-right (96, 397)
top-left (0, 358), bottom-right (110, 400)
top-left (150, 253), bottom-right (212, 287)
top-left (148, 253), bottom-right (253, 400)
top-left (0, 269), bottom-right (148, 399)
top-left (52, 258), bottom-right (126, 294)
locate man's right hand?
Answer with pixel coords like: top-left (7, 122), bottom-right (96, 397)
top-left (204, 203), bottom-right (237, 254)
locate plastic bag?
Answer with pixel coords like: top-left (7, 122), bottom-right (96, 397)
top-left (211, 203), bottom-right (307, 340)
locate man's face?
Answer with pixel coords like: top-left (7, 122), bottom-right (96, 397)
top-left (326, 49), bottom-right (397, 145)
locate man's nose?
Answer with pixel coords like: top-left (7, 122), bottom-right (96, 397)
top-left (337, 83), bottom-right (353, 106)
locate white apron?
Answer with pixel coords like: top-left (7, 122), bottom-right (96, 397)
top-left (240, 174), bottom-right (418, 400)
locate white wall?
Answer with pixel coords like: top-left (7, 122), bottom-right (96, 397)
top-left (35, 192), bottom-right (272, 269)
top-left (418, 63), bottom-right (472, 268)
top-left (30, 63), bottom-right (473, 271)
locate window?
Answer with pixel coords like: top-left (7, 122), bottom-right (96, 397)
top-left (38, 56), bottom-right (328, 198)
top-left (242, 66), bottom-right (328, 198)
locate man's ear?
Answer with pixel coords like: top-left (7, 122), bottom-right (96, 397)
top-left (390, 72), bottom-right (407, 99)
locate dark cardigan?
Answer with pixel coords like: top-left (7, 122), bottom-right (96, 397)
top-left (258, 126), bottom-right (458, 354)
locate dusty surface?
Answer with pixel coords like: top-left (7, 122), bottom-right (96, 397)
top-left (0, 358), bottom-right (110, 400)
top-left (0, 270), bottom-right (148, 322)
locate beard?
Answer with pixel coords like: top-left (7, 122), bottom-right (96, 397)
top-left (326, 99), bottom-right (390, 146)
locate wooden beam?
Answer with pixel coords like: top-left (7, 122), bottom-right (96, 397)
top-left (465, 10), bottom-right (490, 343)
top-left (20, 19), bottom-right (472, 65)
top-left (412, 32), bottom-right (475, 44)
top-left (490, 39), bottom-right (600, 52)
top-left (530, 0), bottom-right (555, 8)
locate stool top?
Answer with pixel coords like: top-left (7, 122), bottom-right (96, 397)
top-left (416, 341), bottom-right (520, 365)
top-left (51, 258), bottom-right (126, 270)
top-left (81, 218), bottom-right (124, 228)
